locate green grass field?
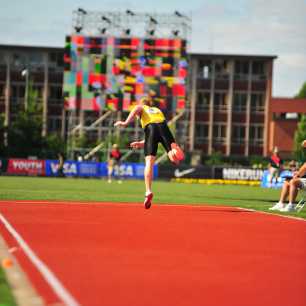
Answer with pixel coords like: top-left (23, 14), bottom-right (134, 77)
top-left (0, 266), bottom-right (17, 306)
top-left (0, 176), bottom-right (305, 305)
top-left (0, 176), bottom-right (305, 218)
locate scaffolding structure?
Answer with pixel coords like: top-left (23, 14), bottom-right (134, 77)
top-left (66, 9), bottom-right (192, 161)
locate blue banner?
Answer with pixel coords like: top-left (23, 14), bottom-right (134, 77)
top-left (261, 170), bottom-right (294, 188)
top-left (45, 160), bottom-right (157, 179)
top-left (45, 160), bottom-right (78, 177)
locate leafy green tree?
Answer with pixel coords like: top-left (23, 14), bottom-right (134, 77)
top-left (8, 83), bottom-right (67, 159)
top-left (7, 84), bottom-right (44, 158)
top-left (294, 115), bottom-right (306, 163)
top-left (205, 150), bottom-right (223, 166)
top-left (295, 82), bottom-right (306, 98)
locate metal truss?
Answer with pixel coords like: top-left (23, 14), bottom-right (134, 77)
top-left (72, 9), bottom-right (191, 41)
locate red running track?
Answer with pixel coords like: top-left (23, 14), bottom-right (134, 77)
top-left (0, 200), bottom-right (306, 306)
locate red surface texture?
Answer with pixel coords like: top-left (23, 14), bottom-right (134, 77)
top-left (0, 200), bottom-right (306, 306)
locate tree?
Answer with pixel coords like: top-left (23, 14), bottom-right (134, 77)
top-left (7, 85), bottom-right (66, 159)
top-left (294, 114), bottom-right (306, 163)
top-left (7, 84), bottom-right (44, 158)
top-left (295, 82), bottom-right (306, 98)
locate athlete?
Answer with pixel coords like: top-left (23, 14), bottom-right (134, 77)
top-left (114, 90), bottom-right (184, 209)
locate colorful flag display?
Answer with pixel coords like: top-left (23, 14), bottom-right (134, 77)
top-left (63, 35), bottom-right (188, 112)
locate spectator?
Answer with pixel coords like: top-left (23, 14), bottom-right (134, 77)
top-left (268, 147), bottom-right (283, 185)
top-left (57, 153), bottom-right (65, 177)
top-left (108, 144), bottom-right (122, 183)
top-left (269, 160), bottom-right (298, 211)
top-left (269, 141), bottom-right (306, 212)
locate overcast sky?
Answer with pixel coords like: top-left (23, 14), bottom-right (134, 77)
top-left (1, 0), bottom-right (305, 97)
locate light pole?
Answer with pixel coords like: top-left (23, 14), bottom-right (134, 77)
top-left (21, 68), bottom-right (29, 111)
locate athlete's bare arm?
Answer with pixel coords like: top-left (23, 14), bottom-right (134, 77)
top-left (114, 105), bottom-right (143, 127)
top-left (130, 140), bottom-right (145, 149)
top-left (294, 162), bottom-right (306, 179)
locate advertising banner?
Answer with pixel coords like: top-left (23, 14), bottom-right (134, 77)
top-left (221, 168), bottom-right (264, 181)
top-left (261, 170), bottom-right (293, 188)
top-left (44, 161), bottom-right (157, 179)
top-left (45, 160), bottom-right (78, 177)
top-left (7, 159), bottom-right (45, 176)
top-left (105, 162), bottom-right (158, 179)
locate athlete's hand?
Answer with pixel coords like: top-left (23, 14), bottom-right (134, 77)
top-left (130, 141), bottom-right (144, 149)
top-left (114, 121), bottom-right (127, 128)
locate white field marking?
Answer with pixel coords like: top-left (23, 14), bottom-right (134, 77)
top-left (1, 199), bottom-right (305, 223)
top-left (237, 207), bottom-right (306, 222)
top-left (0, 213), bottom-right (80, 306)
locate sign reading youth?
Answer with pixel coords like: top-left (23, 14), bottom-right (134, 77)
top-left (7, 159), bottom-right (45, 175)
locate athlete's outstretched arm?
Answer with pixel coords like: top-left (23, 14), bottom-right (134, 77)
top-left (114, 105), bottom-right (143, 128)
top-left (130, 140), bottom-right (145, 149)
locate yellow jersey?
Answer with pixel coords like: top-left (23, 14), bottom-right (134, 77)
top-left (139, 105), bottom-right (165, 128)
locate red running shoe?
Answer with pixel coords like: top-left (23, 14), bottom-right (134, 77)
top-left (171, 143), bottom-right (185, 161)
top-left (144, 192), bottom-right (153, 209)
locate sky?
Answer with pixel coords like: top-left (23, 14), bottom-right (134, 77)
top-left (0, 0), bottom-right (305, 97)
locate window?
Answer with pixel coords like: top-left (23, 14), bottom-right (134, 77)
top-left (48, 116), bottom-right (62, 132)
top-left (232, 125), bottom-right (245, 144)
top-left (29, 53), bottom-right (44, 66)
top-left (249, 125), bottom-right (263, 145)
top-left (49, 52), bottom-right (64, 68)
top-left (233, 92), bottom-right (247, 112)
top-left (49, 85), bottom-right (62, 100)
top-left (213, 124), bottom-right (226, 143)
top-left (252, 61), bottom-right (265, 75)
top-left (234, 60), bottom-right (249, 80)
top-left (197, 91), bottom-right (210, 110)
top-left (214, 92), bottom-right (227, 111)
top-left (196, 123), bottom-right (208, 137)
top-left (251, 93), bottom-right (265, 112)
top-left (198, 60), bottom-right (212, 79)
top-left (0, 84), bottom-right (4, 97)
top-left (215, 60), bottom-right (229, 79)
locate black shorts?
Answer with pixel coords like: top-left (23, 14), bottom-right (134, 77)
top-left (144, 121), bottom-right (175, 156)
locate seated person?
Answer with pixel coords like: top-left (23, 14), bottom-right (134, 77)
top-left (269, 141), bottom-right (306, 212)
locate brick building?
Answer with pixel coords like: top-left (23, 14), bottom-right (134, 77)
top-left (267, 97), bottom-right (306, 158)
top-left (188, 53), bottom-right (276, 157)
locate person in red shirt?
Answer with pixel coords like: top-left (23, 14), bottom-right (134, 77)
top-left (108, 144), bottom-right (122, 183)
top-left (268, 147), bottom-right (283, 185)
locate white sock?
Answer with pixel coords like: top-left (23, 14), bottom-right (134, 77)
top-left (145, 191), bottom-right (152, 196)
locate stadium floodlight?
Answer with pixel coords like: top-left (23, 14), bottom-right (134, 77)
top-left (126, 9), bottom-right (135, 16)
top-left (78, 8), bottom-right (87, 14)
top-left (102, 16), bottom-right (111, 24)
top-left (149, 16), bottom-right (158, 24)
top-left (74, 26), bottom-right (83, 33)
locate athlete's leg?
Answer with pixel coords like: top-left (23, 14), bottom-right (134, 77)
top-left (289, 178), bottom-right (302, 204)
top-left (158, 122), bottom-right (184, 164)
top-left (143, 124), bottom-right (158, 209)
top-left (144, 155), bottom-right (155, 195)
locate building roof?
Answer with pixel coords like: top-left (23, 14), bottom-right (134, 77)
top-left (0, 44), bottom-right (278, 60)
top-left (271, 97), bottom-right (306, 113)
top-left (0, 44), bottom-right (63, 52)
top-left (190, 52), bottom-right (277, 60)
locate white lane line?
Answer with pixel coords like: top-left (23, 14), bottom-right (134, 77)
top-left (238, 207), bottom-right (306, 222)
top-left (0, 213), bottom-right (80, 306)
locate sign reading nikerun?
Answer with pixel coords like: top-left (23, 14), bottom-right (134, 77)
top-left (222, 168), bottom-right (264, 181)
